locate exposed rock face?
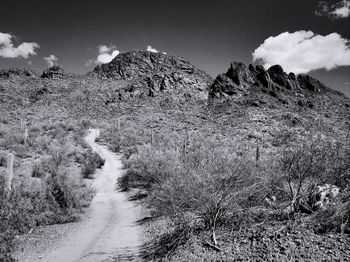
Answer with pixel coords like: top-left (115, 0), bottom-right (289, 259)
top-left (209, 62), bottom-right (331, 98)
top-left (93, 51), bottom-right (213, 100)
top-left (42, 66), bottom-right (65, 79)
top-left (226, 62), bottom-right (256, 87)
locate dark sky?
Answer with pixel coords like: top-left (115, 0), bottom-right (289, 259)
top-left (0, 0), bottom-right (349, 96)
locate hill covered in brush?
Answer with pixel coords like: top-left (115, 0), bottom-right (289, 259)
top-left (1, 50), bottom-right (350, 261)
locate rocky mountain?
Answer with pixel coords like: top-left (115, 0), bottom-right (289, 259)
top-left (93, 51), bottom-right (212, 100)
top-left (0, 51), bottom-right (349, 140)
top-left (209, 62), bottom-right (342, 98)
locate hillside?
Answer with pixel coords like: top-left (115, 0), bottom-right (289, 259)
top-left (1, 51), bottom-right (350, 261)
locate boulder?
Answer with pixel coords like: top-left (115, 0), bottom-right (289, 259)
top-left (268, 65), bottom-right (293, 90)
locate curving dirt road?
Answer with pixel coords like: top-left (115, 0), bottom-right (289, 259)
top-left (14, 129), bottom-right (142, 262)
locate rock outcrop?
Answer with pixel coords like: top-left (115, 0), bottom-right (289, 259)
top-left (209, 62), bottom-right (331, 98)
top-left (41, 66), bottom-right (65, 79)
top-left (93, 51), bottom-right (213, 100)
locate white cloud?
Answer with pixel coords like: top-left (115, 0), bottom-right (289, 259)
top-left (146, 45), bottom-right (158, 53)
top-left (332, 0), bottom-right (350, 17)
top-left (0, 32), bottom-right (39, 58)
top-left (316, 0), bottom-right (350, 18)
top-left (44, 54), bottom-right (58, 67)
top-left (95, 44), bottom-right (119, 64)
top-left (252, 31), bottom-right (350, 74)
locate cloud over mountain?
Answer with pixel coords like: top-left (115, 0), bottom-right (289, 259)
top-left (146, 45), bottom-right (158, 53)
top-left (95, 45), bottom-right (120, 64)
top-left (0, 32), bottom-right (39, 59)
top-left (252, 31), bottom-right (350, 74)
top-left (44, 54), bottom-right (58, 67)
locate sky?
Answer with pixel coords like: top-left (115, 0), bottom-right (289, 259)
top-left (0, 0), bottom-right (349, 96)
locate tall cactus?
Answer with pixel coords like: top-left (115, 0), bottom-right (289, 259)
top-left (255, 144), bottom-right (260, 164)
top-left (117, 118), bottom-right (121, 133)
top-left (5, 153), bottom-right (14, 195)
top-left (150, 129), bottom-right (154, 146)
top-left (24, 124), bottom-right (28, 144)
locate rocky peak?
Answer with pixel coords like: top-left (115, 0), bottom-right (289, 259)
top-left (93, 51), bottom-right (198, 79)
top-left (209, 61), bottom-right (332, 98)
top-left (226, 62), bottom-right (256, 87)
top-left (93, 51), bottom-right (212, 100)
top-left (42, 66), bottom-right (65, 79)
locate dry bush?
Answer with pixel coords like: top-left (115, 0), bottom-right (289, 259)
top-left (120, 133), bottom-right (262, 257)
top-left (149, 145), bottom-right (258, 230)
top-left (101, 124), bottom-right (145, 157)
top-left (120, 144), bottom-right (180, 191)
top-left (79, 150), bottom-right (105, 179)
top-left (265, 133), bottom-right (350, 227)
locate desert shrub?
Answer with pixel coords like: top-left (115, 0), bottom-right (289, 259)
top-left (45, 169), bottom-right (95, 213)
top-left (264, 132), bottom-right (350, 222)
top-left (149, 146), bottom-right (258, 230)
top-left (267, 137), bottom-right (331, 212)
top-left (101, 125), bottom-right (144, 154)
top-left (80, 150), bottom-right (105, 179)
top-left (0, 131), bottom-right (25, 149)
top-left (48, 140), bottom-right (73, 169)
top-left (31, 161), bottom-right (46, 178)
top-left (121, 134), bottom-right (262, 258)
top-left (80, 118), bottom-right (93, 129)
top-left (30, 158), bottom-right (54, 178)
top-left (35, 135), bottom-right (52, 153)
top-left (142, 225), bottom-right (192, 260)
top-left (120, 144), bottom-right (180, 191)
top-left (0, 182), bottom-right (35, 262)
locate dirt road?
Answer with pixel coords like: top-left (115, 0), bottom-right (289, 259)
top-left (14, 129), bottom-right (142, 262)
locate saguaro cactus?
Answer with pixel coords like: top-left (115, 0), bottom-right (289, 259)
top-left (150, 130), bottom-right (154, 146)
top-left (24, 124), bottom-right (28, 144)
top-left (117, 118), bottom-right (121, 133)
top-left (5, 153), bottom-right (14, 195)
top-left (255, 144), bottom-right (260, 164)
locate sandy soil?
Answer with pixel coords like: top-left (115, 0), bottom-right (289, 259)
top-left (14, 129), bottom-right (142, 262)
